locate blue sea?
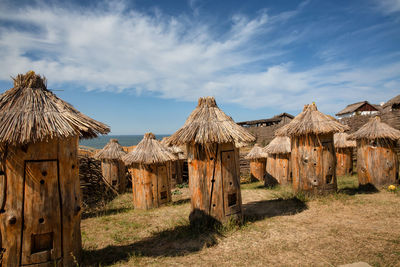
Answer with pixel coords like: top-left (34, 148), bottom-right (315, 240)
top-left (79, 134), bottom-right (170, 149)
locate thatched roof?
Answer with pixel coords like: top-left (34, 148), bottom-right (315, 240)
top-left (123, 133), bottom-right (177, 165)
top-left (245, 144), bottom-right (268, 160)
top-left (383, 94), bottom-right (400, 109)
top-left (94, 139), bottom-right (127, 160)
top-left (161, 137), bottom-right (186, 160)
top-left (335, 101), bottom-right (379, 116)
top-left (0, 71), bottom-right (110, 145)
top-left (167, 97), bottom-right (255, 145)
top-left (349, 116), bottom-right (400, 141)
top-left (276, 103), bottom-right (349, 137)
top-left (334, 133), bottom-right (356, 148)
top-left (264, 136), bottom-right (291, 154)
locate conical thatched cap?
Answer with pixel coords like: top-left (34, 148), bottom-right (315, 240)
top-left (276, 103), bottom-right (349, 137)
top-left (349, 116), bottom-right (400, 141)
top-left (264, 136), bottom-right (291, 154)
top-left (167, 97), bottom-right (255, 145)
top-left (0, 71), bottom-right (110, 145)
top-left (123, 133), bottom-right (177, 165)
top-left (94, 139), bottom-right (127, 160)
top-left (245, 144), bottom-right (268, 160)
top-left (334, 133), bottom-right (356, 148)
top-left (161, 137), bottom-right (186, 159)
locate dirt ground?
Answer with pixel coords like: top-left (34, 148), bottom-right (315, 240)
top-left (81, 175), bottom-right (400, 266)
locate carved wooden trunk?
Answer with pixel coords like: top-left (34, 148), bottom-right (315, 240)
top-left (101, 159), bottom-right (126, 193)
top-left (335, 148), bottom-right (353, 177)
top-left (187, 143), bottom-right (242, 224)
top-left (130, 163), bottom-right (171, 210)
top-left (291, 134), bottom-right (337, 193)
top-left (250, 159), bottom-right (265, 182)
top-left (356, 139), bottom-right (399, 187)
top-left (266, 154), bottom-right (291, 186)
top-left (0, 137), bottom-right (82, 266)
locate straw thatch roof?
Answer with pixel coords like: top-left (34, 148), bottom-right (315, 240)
top-left (349, 116), bottom-right (400, 141)
top-left (0, 71), bottom-right (110, 145)
top-left (245, 144), bottom-right (268, 160)
top-left (276, 103), bottom-right (349, 137)
top-left (264, 136), bottom-right (291, 154)
top-left (167, 97), bottom-right (255, 145)
top-left (335, 101), bottom-right (380, 116)
top-left (334, 133), bottom-right (356, 148)
top-left (383, 94), bottom-right (400, 109)
top-left (123, 133), bottom-right (177, 165)
top-left (94, 139), bottom-right (127, 160)
top-left (161, 137), bottom-right (186, 160)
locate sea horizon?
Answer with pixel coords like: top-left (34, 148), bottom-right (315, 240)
top-left (79, 134), bottom-right (171, 149)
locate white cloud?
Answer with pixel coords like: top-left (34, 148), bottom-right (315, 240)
top-left (375, 0), bottom-right (400, 14)
top-left (0, 0), bottom-right (398, 114)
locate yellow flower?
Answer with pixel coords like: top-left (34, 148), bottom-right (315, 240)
top-left (388, 185), bottom-right (396, 191)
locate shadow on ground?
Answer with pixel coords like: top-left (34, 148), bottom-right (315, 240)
top-left (338, 183), bottom-right (379, 196)
top-left (83, 198), bottom-right (307, 266)
top-left (243, 197), bottom-right (308, 222)
top-left (82, 207), bottom-right (131, 219)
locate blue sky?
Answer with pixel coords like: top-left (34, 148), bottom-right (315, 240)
top-left (0, 0), bottom-right (399, 134)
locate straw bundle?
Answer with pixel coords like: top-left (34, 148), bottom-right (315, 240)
top-left (245, 144), bottom-right (268, 160)
top-left (276, 103), bottom-right (348, 137)
top-left (334, 133), bottom-right (356, 148)
top-left (94, 139), bottom-right (127, 160)
top-left (123, 133), bottom-right (177, 165)
top-left (349, 116), bottom-right (400, 141)
top-left (167, 97), bottom-right (255, 145)
top-left (264, 136), bottom-right (291, 154)
top-left (0, 71), bottom-right (110, 145)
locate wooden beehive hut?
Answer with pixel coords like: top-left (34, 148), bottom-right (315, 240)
top-left (334, 133), bottom-right (356, 177)
top-left (245, 144), bottom-right (268, 182)
top-left (349, 116), bottom-right (400, 187)
top-left (276, 103), bottom-right (348, 194)
top-left (0, 71), bottom-right (110, 266)
top-left (94, 139), bottom-right (127, 193)
top-left (161, 137), bottom-right (186, 187)
top-left (264, 136), bottom-right (291, 186)
top-left (123, 133), bottom-right (176, 210)
top-left (167, 97), bottom-right (255, 224)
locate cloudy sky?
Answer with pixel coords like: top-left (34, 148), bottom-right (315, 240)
top-left (0, 0), bottom-right (399, 134)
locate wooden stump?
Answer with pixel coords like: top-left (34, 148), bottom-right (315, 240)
top-left (356, 139), bottom-right (399, 187)
top-left (0, 137), bottom-right (82, 266)
top-left (250, 159), bottom-right (266, 181)
top-left (187, 143), bottom-right (242, 224)
top-left (130, 163), bottom-right (171, 210)
top-left (291, 134), bottom-right (337, 194)
top-left (336, 148), bottom-right (353, 177)
top-left (265, 154), bottom-right (291, 186)
top-left (101, 159), bottom-right (126, 193)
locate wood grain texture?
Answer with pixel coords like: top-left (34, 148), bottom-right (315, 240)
top-left (335, 148), bottom-right (353, 177)
top-left (356, 139), bottom-right (399, 187)
top-left (290, 134), bottom-right (337, 194)
top-left (187, 143), bottom-right (242, 224)
top-left (129, 163), bottom-right (171, 210)
top-left (0, 136), bottom-right (82, 266)
top-left (101, 160), bottom-right (126, 193)
top-left (249, 159), bottom-right (265, 182)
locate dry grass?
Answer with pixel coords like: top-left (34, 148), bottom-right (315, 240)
top-left (81, 175), bottom-right (400, 266)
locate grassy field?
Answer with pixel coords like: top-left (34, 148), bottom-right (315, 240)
top-left (81, 175), bottom-right (400, 266)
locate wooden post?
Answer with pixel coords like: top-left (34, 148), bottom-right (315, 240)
top-left (101, 159), bottom-right (126, 193)
top-left (130, 163), bottom-right (171, 210)
top-left (291, 134), bottom-right (337, 193)
top-left (335, 147), bottom-right (353, 177)
top-left (0, 137), bottom-right (82, 266)
top-left (187, 143), bottom-right (242, 224)
top-left (357, 139), bottom-right (399, 187)
top-left (250, 159), bottom-right (266, 181)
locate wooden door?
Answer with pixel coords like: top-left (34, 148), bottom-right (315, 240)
top-left (157, 164), bottom-right (170, 205)
top-left (21, 160), bottom-right (62, 265)
top-left (221, 150), bottom-right (241, 216)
